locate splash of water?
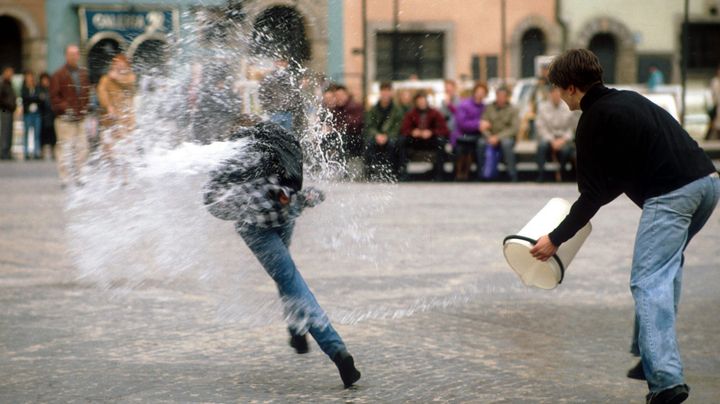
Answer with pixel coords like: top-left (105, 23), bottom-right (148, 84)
top-left (65, 6), bottom-right (405, 328)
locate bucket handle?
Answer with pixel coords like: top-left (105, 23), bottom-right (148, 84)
top-left (503, 235), bottom-right (566, 284)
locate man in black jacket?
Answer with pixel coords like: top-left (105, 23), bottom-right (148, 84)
top-left (530, 49), bottom-right (719, 404)
top-left (0, 66), bottom-right (16, 160)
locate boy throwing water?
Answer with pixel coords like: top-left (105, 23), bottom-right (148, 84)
top-left (530, 49), bottom-right (719, 404)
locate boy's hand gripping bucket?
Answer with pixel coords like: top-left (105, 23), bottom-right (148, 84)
top-left (503, 198), bottom-right (592, 289)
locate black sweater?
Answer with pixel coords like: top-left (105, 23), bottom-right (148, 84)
top-left (549, 84), bottom-right (716, 246)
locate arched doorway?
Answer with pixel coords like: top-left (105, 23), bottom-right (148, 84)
top-left (509, 15), bottom-right (561, 80)
top-left (131, 38), bottom-right (169, 75)
top-left (589, 33), bottom-right (617, 84)
top-left (251, 6), bottom-right (310, 65)
top-left (87, 37), bottom-right (123, 84)
top-left (520, 28), bottom-right (546, 78)
top-left (575, 18), bottom-right (636, 84)
top-left (0, 16), bottom-right (22, 71)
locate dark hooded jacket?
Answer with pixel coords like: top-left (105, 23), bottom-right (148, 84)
top-left (203, 121), bottom-right (323, 228)
top-left (222, 121), bottom-right (303, 191)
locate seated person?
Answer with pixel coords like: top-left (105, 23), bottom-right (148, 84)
top-left (330, 85), bottom-right (365, 159)
top-left (478, 86), bottom-right (520, 181)
top-left (535, 86), bottom-right (579, 182)
top-left (397, 92), bottom-right (450, 181)
top-left (364, 81), bottom-right (405, 180)
top-left (454, 82), bottom-right (488, 180)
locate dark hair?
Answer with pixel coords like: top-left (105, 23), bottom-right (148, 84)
top-left (22, 70), bottom-right (34, 87)
top-left (334, 84), bottom-right (348, 92)
top-left (547, 49), bottom-right (603, 92)
top-left (379, 81), bottom-right (393, 91)
top-left (40, 72), bottom-right (50, 81)
top-left (472, 82), bottom-right (488, 95)
top-left (495, 85), bottom-right (510, 95)
top-left (413, 91), bottom-right (427, 102)
top-left (323, 83), bottom-right (338, 93)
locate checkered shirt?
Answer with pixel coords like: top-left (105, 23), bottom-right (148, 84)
top-left (204, 174), bottom-right (324, 230)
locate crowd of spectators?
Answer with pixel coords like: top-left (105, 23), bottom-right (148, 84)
top-left (17, 50), bottom-right (720, 186)
top-left (2, 45), bottom-right (581, 186)
top-left (320, 78), bottom-right (580, 182)
top-left (1, 66), bottom-right (56, 161)
top-left (0, 45), bottom-right (140, 187)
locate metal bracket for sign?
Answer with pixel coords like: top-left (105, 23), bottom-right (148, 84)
top-left (502, 234), bottom-right (566, 284)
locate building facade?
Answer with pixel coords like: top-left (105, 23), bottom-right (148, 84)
top-left (42, 0), bottom-right (330, 81)
top-left (0, 0), bottom-right (47, 74)
top-left (330, 0), bottom-right (720, 98)
top-left (560, 0), bottom-right (720, 85)
top-left (337, 0), bottom-right (559, 96)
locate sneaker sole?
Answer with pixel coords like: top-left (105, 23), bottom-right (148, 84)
top-left (648, 390), bottom-right (689, 404)
top-left (666, 392), bottom-right (688, 404)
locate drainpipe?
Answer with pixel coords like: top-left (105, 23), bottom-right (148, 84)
top-left (681, 0), bottom-right (689, 126)
top-left (500, 0), bottom-right (507, 80)
top-left (555, 0), bottom-right (568, 51)
top-left (362, 0), bottom-right (368, 106)
top-left (392, 0), bottom-right (399, 80)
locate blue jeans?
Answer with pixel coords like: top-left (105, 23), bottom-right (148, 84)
top-left (454, 134), bottom-right (484, 180)
top-left (23, 113), bottom-right (42, 158)
top-left (630, 173), bottom-right (720, 392)
top-left (536, 139), bottom-right (574, 180)
top-left (239, 222), bottom-right (347, 359)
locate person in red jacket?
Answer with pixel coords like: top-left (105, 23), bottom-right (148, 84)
top-left (50, 44), bottom-right (90, 187)
top-left (397, 91), bottom-right (450, 180)
top-left (329, 85), bottom-right (364, 159)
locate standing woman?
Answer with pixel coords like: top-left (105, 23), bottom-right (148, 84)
top-left (38, 73), bottom-right (56, 159)
top-left (96, 54), bottom-right (136, 178)
top-left (21, 71), bottom-right (43, 159)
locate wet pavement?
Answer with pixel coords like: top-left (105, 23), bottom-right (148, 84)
top-left (1, 161), bottom-right (719, 403)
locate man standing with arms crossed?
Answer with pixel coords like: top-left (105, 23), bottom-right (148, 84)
top-left (530, 49), bottom-right (719, 404)
top-left (50, 45), bottom-right (90, 187)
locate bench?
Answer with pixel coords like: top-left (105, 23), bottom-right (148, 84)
top-left (406, 139), bottom-right (720, 180)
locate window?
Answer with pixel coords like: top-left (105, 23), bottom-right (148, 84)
top-left (471, 54), bottom-right (498, 81)
top-left (520, 28), bottom-right (546, 78)
top-left (683, 22), bottom-right (720, 70)
top-left (637, 54), bottom-right (672, 84)
top-left (376, 31), bottom-right (444, 81)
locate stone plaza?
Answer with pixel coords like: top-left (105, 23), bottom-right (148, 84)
top-left (1, 161), bottom-right (719, 403)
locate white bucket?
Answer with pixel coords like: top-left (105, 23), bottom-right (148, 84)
top-left (503, 198), bottom-right (592, 289)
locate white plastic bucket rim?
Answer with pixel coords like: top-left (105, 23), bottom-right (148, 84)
top-left (503, 234), bottom-right (565, 289)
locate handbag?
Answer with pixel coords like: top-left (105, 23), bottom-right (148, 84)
top-left (482, 143), bottom-right (501, 179)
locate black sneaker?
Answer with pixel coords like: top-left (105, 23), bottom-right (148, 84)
top-left (333, 350), bottom-right (361, 388)
top-left (646, 384), bottom-right (689, 404)
top-left (289, 334), bottom-right (309, 354)
top-left (627, 360), bottom-right (646, 380)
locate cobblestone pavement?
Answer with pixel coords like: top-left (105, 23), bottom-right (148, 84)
top-left (1, 161), bottom-right (719, 403)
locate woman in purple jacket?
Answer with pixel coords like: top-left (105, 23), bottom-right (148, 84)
top-left (453, 82), bottom-right (488, 180)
